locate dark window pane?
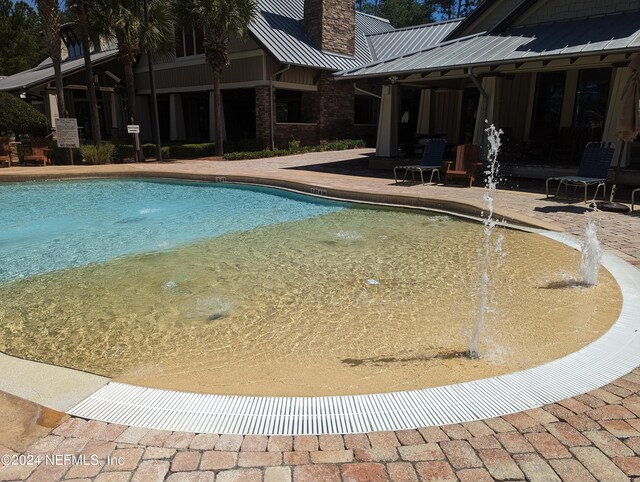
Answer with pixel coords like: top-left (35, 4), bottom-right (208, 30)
top-left (531, 71), bottom-right (566, 140)
top-left (276, 90), bottom-right (302, 123)
top-left (573, 68), bottom-right (611, 141)
top-left (195, 28), bottom-right (205, 54)
top-left (184, 27), bottom-right (195, 56)
top-left (175, 28), bottom-right (184, 57)
top-left (354, 95), bottom-right (379, 125)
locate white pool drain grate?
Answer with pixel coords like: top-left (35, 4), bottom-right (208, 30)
top-left (68, 232), bottom-right (640, 435)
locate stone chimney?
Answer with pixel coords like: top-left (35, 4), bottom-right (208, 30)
top-left (304, 0), bottom-right (355, 56)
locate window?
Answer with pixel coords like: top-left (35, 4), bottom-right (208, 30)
top-left (175, 27), bottom-right (205, 58)
top-left (530, 71), bottom-right (566, 140)
top-left (354, 95), bottom-right (379, 125)
top-left (573, 68), bottom-right (612, 140)
top-left (68, 42), bottom-right (84, 59)
top-left (276, 90), bottom-right (302, 123)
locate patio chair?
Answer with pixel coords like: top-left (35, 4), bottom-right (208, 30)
top-left (22, 138), bottom-right (52, 166)
top-left (0, 138), bottom-right (10, 167)
top-left (545, 142), bottom-right (615, 203)
top-left (444, 143), bottom-right (482, 187)
top-left (394, 138), bottom-right (446, 185)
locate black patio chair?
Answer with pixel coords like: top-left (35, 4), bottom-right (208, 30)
top-left (545, 142), bottom-right (615, 203)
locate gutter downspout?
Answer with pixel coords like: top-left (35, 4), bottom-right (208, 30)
top-left (270, 64), bottom-right (291, 150)
top-left (469, 67), bottom-right (489, 135)
top-left (354, 84), bottom-right (382, 99)
top-left (468, 67), bottom-right (489, 149)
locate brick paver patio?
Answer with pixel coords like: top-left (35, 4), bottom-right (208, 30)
top-left (1, 149), bottom-right (639, 481)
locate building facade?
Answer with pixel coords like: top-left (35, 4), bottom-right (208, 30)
top-left (336, 0), bottom-right (640, 177)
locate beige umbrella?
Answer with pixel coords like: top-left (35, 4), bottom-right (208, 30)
top-left (600, 54), bottom-right (640, 210)
top-left (616, 53), bottom-right (640, 142)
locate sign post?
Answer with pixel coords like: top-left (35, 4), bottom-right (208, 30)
top-left (55, 118), bottom-right (80, 165)
top-left (127, 124), bottom-right (142, 162)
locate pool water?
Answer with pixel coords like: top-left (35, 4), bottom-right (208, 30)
top-left (0, 180), bottom-right (345, 282)
top-left (0, 179), bottom-right (621, 396)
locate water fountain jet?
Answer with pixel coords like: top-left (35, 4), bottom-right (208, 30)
top-left (579, 209), bottom-right (603, 287)
top-left (467, 124), bottom-right (504, 360)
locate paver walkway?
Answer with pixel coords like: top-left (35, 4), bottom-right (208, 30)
top-left (1, 149), bottom-right (639, 481)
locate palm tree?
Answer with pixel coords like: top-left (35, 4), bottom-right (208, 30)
top-left (95, 0), bottom-right (173, 124)
top-left (173, 0), bottom-right (258, 156)
top-left (36, 0), bottom-right (65, 118)
top-left (70, 0), bottom-right (101, 142)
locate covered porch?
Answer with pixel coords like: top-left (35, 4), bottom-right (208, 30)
top-left (336, 11), bottom-right (640, 182)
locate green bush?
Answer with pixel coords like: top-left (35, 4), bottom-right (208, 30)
top-left (224, 149), bottom-right (289, 160)
top-left (170, 143), bottom-right (215, 159)
top-left (80, 142), bottom-right (116, 165)
top-left (224, 138), bottom-right (263, 153)
top-left (0, 92), bottom-right (49, 136)
top-left (51, 146), bottom-right (83, 165)
top-left (114, 143), bottom-right (170, 161)
top-left (223, 139), bottom-right (366, 160)
top-left (288, 139), bottom-right (301, 151)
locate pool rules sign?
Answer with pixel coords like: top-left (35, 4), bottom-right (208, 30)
top-left (55, 118), bottom-right (80, 148)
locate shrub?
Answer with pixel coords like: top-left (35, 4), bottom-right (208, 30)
top-left (223, 139), bottom-right (366, 160)
top-left (114, 143), bottom-right (170, 161)
top-left (170, 143), bottom-right (215, 159)
top-left (224, 149), bottom-right (288, 160)
top-left (80, 142), bottom-right (116, 165)
top-left (288, 139), bottom-right (301, 151)
top-left (0, 92), bottom-right (49, 137)
top-left (51, 146), bottom-right (83, 165)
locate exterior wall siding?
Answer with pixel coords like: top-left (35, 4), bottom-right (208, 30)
top-left (514, 0), bottom-right (640, 26)
top-left (279, 68), bottom-right (316, 86)
top-left (317, 72), bottom-right (354, 140)
top-left (497, 73), bottom-right (532, 142)
top-left (432, 90), bottom-right (461, 144)
top-left (135, 56), bottom-right (263, 91)
top-left (255, 86), bottom-right (271, 149)
top-left (275, 124), bottom-right (319, 148)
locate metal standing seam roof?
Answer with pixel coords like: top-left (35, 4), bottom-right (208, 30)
top-left (367, 18), bottom-right (463, 61)
top-left (249, 0), bottom-right (393, 71)
top-left (0, 48), bottom-right (119, 92)
top-left (336, 10), bottom-right (640, 79)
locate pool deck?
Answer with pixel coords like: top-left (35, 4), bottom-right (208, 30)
top-left (1, 149), bottom-right (640, 481)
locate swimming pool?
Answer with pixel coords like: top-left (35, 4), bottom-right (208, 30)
top-left (0, 179), bottom-right (621, 396)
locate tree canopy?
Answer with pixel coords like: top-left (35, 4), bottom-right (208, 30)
top-left (0, 0), bottom-right (46, 76)
top-left (0, 92), bottom-right (49, 136)
top-left (358, 0), bottom-right (483, 28)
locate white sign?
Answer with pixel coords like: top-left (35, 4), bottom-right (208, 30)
top-left (55, 118), bottom-right (80, 148)
top-left (127, 125), bottom-right (140, 134)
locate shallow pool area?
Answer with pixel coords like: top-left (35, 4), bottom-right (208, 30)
top-left (0, 179), bottom-right (622, 397)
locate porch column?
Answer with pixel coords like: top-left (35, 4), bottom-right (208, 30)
top-left (472, 77), bottom-right (500, 152)
top-left (47, 93), bottom-right (59, 125)
top-left (376, 84), bottom-right (400, 157)
top-left (169, 94), bottom-right (185, 141)
top-left (416, 89), bottom-right (431, 134)
top-left (603, 66), bottom-right (633, 168)
top-left (559, 70), bottom-right (579, 128)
